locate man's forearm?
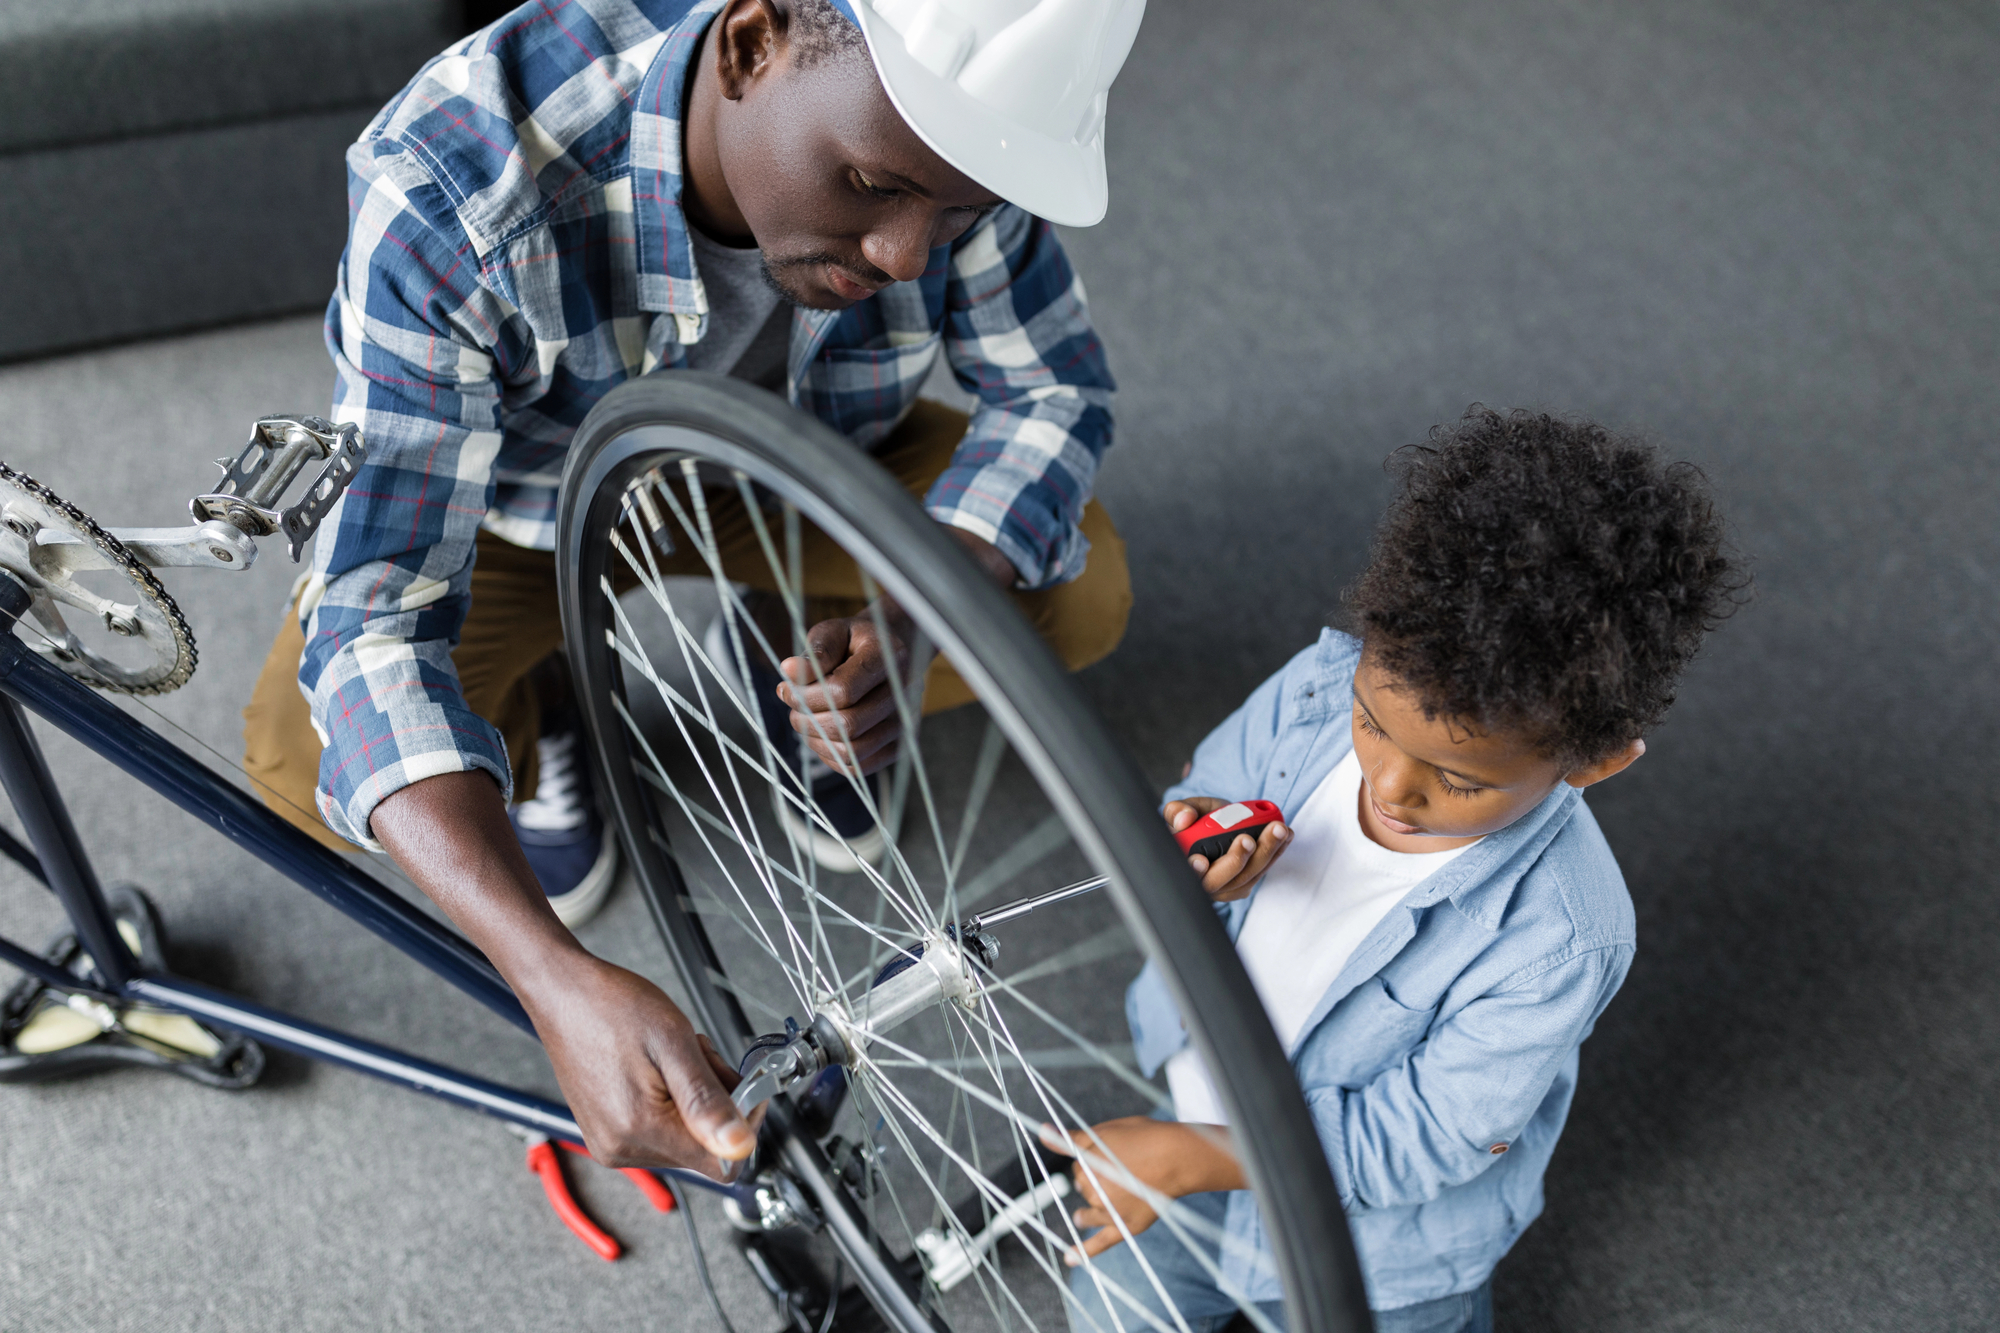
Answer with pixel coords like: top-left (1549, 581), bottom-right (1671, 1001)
top-left (947, 527), bottom-right (1019, 589)
top-left (369, 769), bottom-right (583, 982)
top-left (367, 767), bottom-right (757, 1170)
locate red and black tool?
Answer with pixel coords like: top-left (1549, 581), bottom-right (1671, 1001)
top-left (1175, 800), bottom-right (1285, 862)
top-left (512, 1128), bottom-right (676, 1262)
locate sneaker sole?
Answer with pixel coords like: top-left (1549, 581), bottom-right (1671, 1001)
top-left (774, 791), bottom-right (889, 875)
top-left (548, 823), bottom-right (620, 928)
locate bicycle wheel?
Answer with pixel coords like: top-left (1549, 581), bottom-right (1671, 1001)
top-left (556, 375), bottom-right (1369, 1333)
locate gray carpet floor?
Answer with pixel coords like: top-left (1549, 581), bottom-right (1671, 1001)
top-left (2, 0), bottom-right (1996, 1328)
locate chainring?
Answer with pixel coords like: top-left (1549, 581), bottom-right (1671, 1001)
top-left (0, 462), bottom-right (197, 694)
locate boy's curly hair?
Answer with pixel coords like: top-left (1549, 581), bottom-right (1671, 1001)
top-left (1345, 407), bottom-right (1748, 768)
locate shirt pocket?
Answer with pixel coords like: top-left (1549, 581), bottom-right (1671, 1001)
top-left (1322, 976), bottom-right (1438, 1085)
top-left (808, 332), bottom-right (944, 446)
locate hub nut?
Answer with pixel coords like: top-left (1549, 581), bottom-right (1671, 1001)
top-left (750, 1172), bottom-right (819, 1231)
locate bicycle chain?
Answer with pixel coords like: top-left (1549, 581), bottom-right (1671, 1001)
top-left (0, 460), bottom-right (198, 694)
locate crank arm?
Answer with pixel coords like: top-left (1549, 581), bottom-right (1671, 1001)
top-left (31, 522), bottom-right (256, 572)
top-left (22, 575), bottom-right (140, 642)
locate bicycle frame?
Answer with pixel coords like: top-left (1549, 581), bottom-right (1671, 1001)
top-left (0, 571), bottom-right (724, 1191)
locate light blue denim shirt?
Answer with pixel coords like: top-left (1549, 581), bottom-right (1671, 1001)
top-left (1125, 630), bottom-right (1636, 1310)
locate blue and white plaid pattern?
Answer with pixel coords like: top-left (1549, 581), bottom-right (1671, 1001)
top-left (299, 0), bottom-right (1115, 847)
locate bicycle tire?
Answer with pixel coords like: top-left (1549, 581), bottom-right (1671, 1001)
top-left (556, 374), bottom-right (1370, 1333)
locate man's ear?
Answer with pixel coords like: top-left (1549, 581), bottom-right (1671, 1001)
top-left (714, 0), bottom-right (787, 101)
top-left (1563, 737), bottom-right (1645, 790)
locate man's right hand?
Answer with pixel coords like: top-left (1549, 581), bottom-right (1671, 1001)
top-left (522, 951), bottom-right (758, 1173)
top-left (370, 768), bottom-right (757, 1176)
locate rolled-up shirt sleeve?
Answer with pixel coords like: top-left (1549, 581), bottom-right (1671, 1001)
top-left (926, 206), bottom-right (1115, 589)
top-left (298, 142), bottom-right (523, 850)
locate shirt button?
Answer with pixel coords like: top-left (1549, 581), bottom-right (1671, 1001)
top-left (1488, 1143), bottom-right (1509, 1155)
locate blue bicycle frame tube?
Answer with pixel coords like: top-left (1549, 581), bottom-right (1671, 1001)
top-left (0, 577), bottom-right (735, 1199)
top-left (0, 691), bottom-right (140, 986)
top-left (0, 821), bottom-right (45, 886)
top-left (0, 928), bottom-right (115, 997)
top-left (0, 626), bottom-right (531, 1035)
top-left (118, 974), bottom-right (731, 1195)
top-left (128, 972), bottom-right (580, 1130)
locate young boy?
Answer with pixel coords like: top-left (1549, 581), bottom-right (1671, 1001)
top-left (1058, 408), bottom-right (1744, 1333)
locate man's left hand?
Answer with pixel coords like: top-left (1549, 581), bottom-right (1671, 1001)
top-left (777, 528), bottom-right (1014, 774)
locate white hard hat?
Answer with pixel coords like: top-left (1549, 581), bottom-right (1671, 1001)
top-left (829, 0), bottom-right (1147, 227)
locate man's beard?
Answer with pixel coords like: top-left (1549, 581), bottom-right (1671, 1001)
top-left (761, 252), bottom-right (894, 308)
top-left (758, 256), bottom-right (817, 307)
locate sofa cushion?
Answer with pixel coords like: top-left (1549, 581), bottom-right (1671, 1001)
top-left (0, 109), bottom-right (366, 360)
top-left (0, 0), bottom-right (460, 154)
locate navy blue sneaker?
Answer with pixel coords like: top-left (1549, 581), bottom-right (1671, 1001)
top-left (510, 728), bottom-right (619, 926)
top-left (706, 613), bottom-right (893, 874)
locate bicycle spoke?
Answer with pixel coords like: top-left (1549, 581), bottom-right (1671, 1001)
top-left (963, 1007), bottom-right (1281, 1333)
top-left (859, 569), bottom-right (958, 920)
top-left (611, 692), bottom-right (812, 1005)
top-left (851, 1032), bottom-right (1191, 1333)
top-left (953, 813), bottom-right (1074, 912)
top-left (606, 590), bottom-right (927, 940)
top-left (621, 495), bottom-right (825, 998)
top-left (997, 925), bottom-right (1139, 987)
top-left (950, 718), bottom-right (1009, 881)
top-left (971, 969), bottom-right (1172, 1113)
top-left (615, 649), bottom-right (930, 986)
top-left (871, 1045), bottom-right (1138, 1074)
top-left (639, 469), bottom-right (936, 943)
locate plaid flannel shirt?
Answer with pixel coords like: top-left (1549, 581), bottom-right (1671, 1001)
top-left (300, 0), bottom-right (1116, 848)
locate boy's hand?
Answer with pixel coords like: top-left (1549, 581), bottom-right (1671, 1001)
top-left (1164, 797), bottom-right (1292, 902)
top-left (1040, 1118), bottom-right (1244, 1263)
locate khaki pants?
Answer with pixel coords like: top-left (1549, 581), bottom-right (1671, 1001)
top-left (242, 401), bottom-right (1132, 850)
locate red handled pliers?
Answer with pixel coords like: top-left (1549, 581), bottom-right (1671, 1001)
top-left (511, 1127), bottom-right (677, 1261)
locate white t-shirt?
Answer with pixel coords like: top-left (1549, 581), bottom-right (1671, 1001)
top-left (1165, 748), bottom-right (1479, 1126)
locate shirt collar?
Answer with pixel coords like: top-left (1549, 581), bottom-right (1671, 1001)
top-left (631, 0), bottom-right (729, 316)
top-left (1415, 781), bottom-right (1580, 930)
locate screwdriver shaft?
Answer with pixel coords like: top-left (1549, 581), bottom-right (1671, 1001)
top-left (969, 875), bottom-right (1109, 929)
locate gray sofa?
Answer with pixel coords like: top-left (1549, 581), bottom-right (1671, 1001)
top-left (0, 0), bottom-right (466, 362)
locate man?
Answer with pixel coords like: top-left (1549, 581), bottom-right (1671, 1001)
top-left (241, 0), bottom-right (1143, 1174)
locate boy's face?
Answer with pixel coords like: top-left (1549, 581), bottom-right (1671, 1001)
top-left (1350, 645), bottom-right (1642, 849)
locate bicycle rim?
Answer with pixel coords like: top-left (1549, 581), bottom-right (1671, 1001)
top-left (556, 375), bottom-right (1369, 1333)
